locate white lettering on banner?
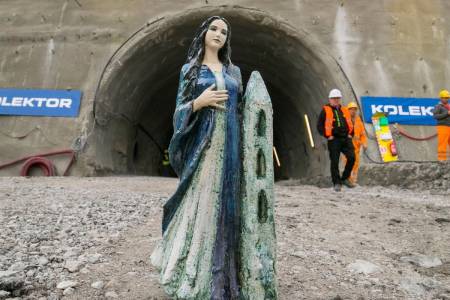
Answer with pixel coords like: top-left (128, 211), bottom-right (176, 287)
top-left (46, 98), bottom-right (59, 108)
top-left (421, 106), bottom-right (433, 116)
top-left (0, 97), bottom-right (72, 108)
top-left (409, 106), bottom-right (421, 116)
top-left (371, 105), bottom-right (383, 114)
top-left (35, 98), bottom-right (45, 107)
top-left (12, 97), bottom-right (23, 106)
top-left (1, 97), bottom-right (11, 106)
top-left (370, 104), bottom-right (434, 116)
top-left (22, 98), bottom-right (34, 107)
top-left (59, 99), bottom-right (71, 108)
top-left (398, 106), bottom-right (409, 116)
top-left (384, 105), bottom-right (398, 115)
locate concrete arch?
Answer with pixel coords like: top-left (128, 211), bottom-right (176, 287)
top-left (89, 5), bottom-right (356, 179)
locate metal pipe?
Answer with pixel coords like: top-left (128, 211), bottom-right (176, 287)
top-left (273, 146), bottom-right (281, 167)
top-left (304, 114), bottom-right (315, 148)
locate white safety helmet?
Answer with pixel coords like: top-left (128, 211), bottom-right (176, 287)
top-left (328, 89), bottom-right (343, 99)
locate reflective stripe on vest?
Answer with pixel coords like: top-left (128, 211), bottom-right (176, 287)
top-left (323, 105), bottom-right (354, 137)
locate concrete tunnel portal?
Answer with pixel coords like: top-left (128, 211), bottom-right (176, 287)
top-left (91, 7), bottom-right (356, 180)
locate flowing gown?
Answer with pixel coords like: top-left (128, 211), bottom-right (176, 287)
top-left (151, 63), bottom-right (242, 299)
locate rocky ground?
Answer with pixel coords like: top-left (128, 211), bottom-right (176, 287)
top-left (0, 174), bottom-right (449, 300)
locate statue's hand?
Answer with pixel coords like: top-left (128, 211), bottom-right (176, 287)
top-left (193, 84), bottom-right (228, 112)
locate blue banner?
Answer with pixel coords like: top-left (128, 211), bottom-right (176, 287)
top-left (0, 88), bottom-right (82, 117)
top-left (361, 96), bottom-right (440, 126)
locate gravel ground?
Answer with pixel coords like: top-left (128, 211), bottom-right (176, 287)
top-left (0, 176), bottom-right (449, 300)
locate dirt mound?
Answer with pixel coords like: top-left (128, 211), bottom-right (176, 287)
top-left (358, 162), bottom-right (450, 192)
top-left (279, 162), bottom-right (449, 193)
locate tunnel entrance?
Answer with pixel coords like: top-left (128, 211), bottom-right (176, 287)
top-left (91, 6), bottom-right (356, 180)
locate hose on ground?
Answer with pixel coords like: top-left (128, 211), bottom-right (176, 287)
top-left (20, 157), bottom-right (56, 176)
top-left (0, 149), bottom-right (76, 176)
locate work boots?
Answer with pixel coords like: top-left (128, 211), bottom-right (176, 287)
top-left (333, 184), bottom-right (342, 192)
top-left (342, 179), bottom-right (356, 188)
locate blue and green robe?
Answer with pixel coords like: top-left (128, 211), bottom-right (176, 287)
top-left (151, 63), bottom-right (243, 299)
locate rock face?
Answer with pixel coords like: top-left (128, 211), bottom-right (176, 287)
top-left (64, 260), bottom-right (84, 272)
top-left (0, 290), bottom-right (11, 298)
top-left (91, 281), bottom-right (104, 290)
top-left (0, 1), bottom-right (448, 178)
top-left (400, 254), bottom-right (443, 268)
top-left (63, 287), bottom-right (75, 295)
top-left (359, 162), bottom-right (450, 191)
top-left (240, 71), bottom-right (278, 299)
top-left (347, 260), bottom-right (382, 275)
top-left (56, 280), bottom-right (78, 290)
top-left (2, 176), bottom-right (450, 299)
top-left (0, 177), bottom-right (162, 300)
top-left (105, 290), bottom-right (119, 298)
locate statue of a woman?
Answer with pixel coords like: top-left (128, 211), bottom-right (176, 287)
top-left (151, 16), bottom-right (244, 299)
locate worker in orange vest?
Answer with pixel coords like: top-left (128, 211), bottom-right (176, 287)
top-left (433, 90), bottom-right (450, 161)
top-left (317, 89), bottom-right (356, 192)
top-left (347, 102), bottom-right (368, 183)
top-left (160, 149), bottom-right (176, 177)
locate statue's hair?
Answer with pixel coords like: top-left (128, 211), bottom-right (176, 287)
top-left (186, 16), bottom-right (232, 67)
top-left (179, 16), bottom-right (234, 105)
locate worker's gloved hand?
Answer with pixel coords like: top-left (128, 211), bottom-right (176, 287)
top-left (328, 136), bottom-right (334, 141)
top-left (347, 135), bottom-right (352, 139)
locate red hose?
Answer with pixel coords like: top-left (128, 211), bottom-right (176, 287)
top-left (0, 149), bottom-right (75, 176)
top-left (20, 157), bottom-right (56, 176)
top-left (393, 124), bottom-right (437, 141)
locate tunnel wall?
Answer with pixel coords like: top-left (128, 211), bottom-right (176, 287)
top-left (0, 0), bottom-right (449, 176)
top-left (88, 7), bottom-right (356, 179)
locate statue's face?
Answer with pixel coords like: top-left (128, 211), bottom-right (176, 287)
top-left (204, 19), bottom-right (228, 51)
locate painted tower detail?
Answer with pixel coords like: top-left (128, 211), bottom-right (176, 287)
top-left (240, 71), bottom-right (278, 299)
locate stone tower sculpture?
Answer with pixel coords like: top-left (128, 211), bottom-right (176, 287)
top-left (240, 71), bottom-right (278, 299)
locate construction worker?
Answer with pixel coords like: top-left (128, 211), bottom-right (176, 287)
top-left (160, 149), bottom-right (175, 177)
top-left (433, 90), bottom-right (450, 161)
top-left (347, 102), bottom-right (368, 183)
top-left (317, 89), bottom-right (356, 191)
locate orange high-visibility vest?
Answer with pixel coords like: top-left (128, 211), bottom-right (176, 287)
top-left (324, 105), bottom-right (354, 137)
top-left (352, 116), bottom-right (367, 147)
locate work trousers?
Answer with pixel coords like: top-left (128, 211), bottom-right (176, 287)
top-left (328, 137), bottom-right (355, 185)
top-left (343, 143), bottom-right (362, 183)
top-left (437, 125), bottom-right (450, 161)
top-left (350, 146), bottom-right (361, 183)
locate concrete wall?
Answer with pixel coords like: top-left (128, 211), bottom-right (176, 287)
top-left (0, 0), bottom-right (448, 177)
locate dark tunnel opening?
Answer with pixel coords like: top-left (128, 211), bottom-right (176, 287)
top-left (91, 7), bottom-right (355, 180)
